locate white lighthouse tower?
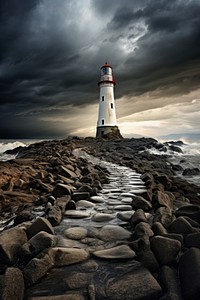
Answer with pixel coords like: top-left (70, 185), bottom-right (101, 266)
top-left (96, 62), bottom-right (120, 138)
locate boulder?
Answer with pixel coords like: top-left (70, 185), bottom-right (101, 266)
top-left (154, 207), bottom-right (174, 227)
top-left (0, 267), bottom-right (24, 300)
top-left (179, 248), bottom-right (200, 300)
top-left (106, 265), bottom-right (162, 300)
top-left (72, 192), bottom-right (90, 201)
top-left (56, 195), bottom-right (71, 213)
top-left (132, 195), bottom-right (152, 211)
top-left (155, 175), bottom-right (172, 190)
top-left (98, 225), bottom-right (131, 241)
top-left (134, 222), bottom-right (154, 239)
top-left (50, 247), bottom-right (89, 266)
top-left (24, 231), bottom-right (57, 256)
top-left (137, 249), bottom-right (159, 273)
top-left (182, 168), bottom-right (200, 176)
top-left (23, 250), bottom-right (55, 286)
top-left (0, 227), bottom-right (27, 264)
top-left (130, 209), bottom-right (147, 228)
top-left (26, 294), bottom-right (84, 300)
top-left (26, 217), bottom-right (54, 239)
top-left (153, 191), bottom-right (173, 209)
top-left (93, 245), bottom-right (136, 259)
top-left (92, 213), bottom-right (114, 222)
top-left (59, 165), bottom-right (78, 179)
top-left (168, 216), bottom-right (196, 234)
top-left (159, 266), bottom-right (182, 300)
top-left (184, 233), bottom-right (200, 248)
top-left (63, 227), bottom-right (88, 240)
top-left (47, 205), bottom-right (62, 226)
top-left (117, 211), bottom-right (134, 221)
top-left (152, 222), bottom-right (168, 236)
top-left (151, 236), bottom-right (181, 265)
top-left (52, 183), bottom-right (73, 198)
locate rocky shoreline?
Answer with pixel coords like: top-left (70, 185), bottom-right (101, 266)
top-left (0, 137), bottom-right (200, 299)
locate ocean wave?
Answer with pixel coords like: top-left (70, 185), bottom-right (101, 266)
top-left (0, 141), bottom-right (27, 154)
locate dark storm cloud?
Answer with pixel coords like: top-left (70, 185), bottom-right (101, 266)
top-left (0, 0), bottom-right (200, 138)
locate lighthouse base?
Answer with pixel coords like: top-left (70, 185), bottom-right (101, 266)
top-left (96, 126), bottom-right (123, 139)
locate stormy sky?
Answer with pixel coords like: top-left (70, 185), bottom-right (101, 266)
top-left (1, 0), bottom-right (200, 140)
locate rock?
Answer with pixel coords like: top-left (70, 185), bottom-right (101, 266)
top-left (64, 210), bottom-right (90, 218)
top-left (155, 175), bottom-right (172, 190)
top-left (72, 192), bottom-right (90, 201)
top-left (117, 211), bottom-right (134, 221)
top-left (50, 247), bottom-right (89, 266)
top-left (175, 205), bottom-right (200, 221)
top-left (152, 222), bottom-right (168, 236)
top-left (185, 233), bottom-right (200, 248)
top-left (24, 231), bottom-right (57, 256)
top-left (65, 272), bottom-right (92, 289)
top-left (76, 200), bottom-right (96, 208)
top-left (137, 249), bottom-right (159, 273)
top-left (159, 266), bottom-right (183, 300)
top-left (179, 248), bottom-right (200, 300)
top-left (182, 168), bottom-right (200, 176)
top-left (151, 236), bottom-right (181, 265)
top-left (93, 245), bottom-right (136, 259)
top-left (154, 207), bottom-right (174, 227)
top-left (0, 267), bottom-right (24, 300)
top-left (114, 205), bottom-right (132, 211)
top-left (26, 217), bottom-right (54, 239)
top-left (90, 196), bottom-right (104, 203)
top-left (98, 225), bottom-right (131, 241)
top-left (14, 211), bottom-right (34, 226)
top-left (59, 166), bottom-right (77, 179)
top-left (66, 200), bottom-right (76, 210)
top-left (63, 227), bottom-right (88, 240)
top-left (162, 233), bottom-right (183, 244)
top-left (81, 259), bottom-right (99, 272)
top-left (47, 205), bottom-right (62, 226)
top-left (168, 216), bottom-right (196, 234)
top-left (52, 183), bottom-right (73, 198)
top-left (153, 191), bottom-right (173, 209)
top-left (92, 213), bottom-right (114, 222)
top-left (0, 227), bottom-right (27, 264)
top-left (132, 195), bottom-right (152, 211)
top-left (134, 222), bottom-right (154, 239)
top-left (129, 236), bottom-right (150, 253)
top-left (56, 195), bottom-right (71, 213)
top-left (130, 209), bottom-right (147, 227)
top-left (23, 250), bottom-right (55, 286)
top-left (106, 265), bottom-right (162, 300)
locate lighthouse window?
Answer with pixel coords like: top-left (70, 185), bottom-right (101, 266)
top-left (102, 96), bottom-right (104, 101)
top-left (102, 119), bottom-right (104, 125)
top-left (111, 103), bottom-right (113, 109)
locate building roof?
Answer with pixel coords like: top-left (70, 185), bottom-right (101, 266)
top-left (100, 62), bottom-right (112, 69)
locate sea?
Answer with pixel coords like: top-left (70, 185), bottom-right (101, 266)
top-left (0, 139), bottom-right (200, 187)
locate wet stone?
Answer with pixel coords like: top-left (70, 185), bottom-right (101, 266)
top-left (99, 225), bottom-right (131, 241)
top-left (92, 213), bottom-right (115, 222)
top-left (93, 245), bottom-right (136, 259)
top-left (63, 227), bottom-right (88, 240)
top-left (76, 200), bottom-right (96, 208)
top-left (90, 196), bottom-right (104, 203)
top-left (114, 204), bottom-right (132, 211)
top-left (64, 210), bottom-right (90, 218)
top-left (117, 211), bottom-right (134, 221)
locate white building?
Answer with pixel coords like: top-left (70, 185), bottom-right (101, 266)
top-left (96, 62), bottom-right (119, 138)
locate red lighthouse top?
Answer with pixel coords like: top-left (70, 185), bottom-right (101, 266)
top-left (100, 62), bottom-right (112, 69)
top-left (98, 62), bottom-right (116, 86)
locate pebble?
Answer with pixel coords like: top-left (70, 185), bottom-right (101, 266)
top-left (99, 225), bottom-right (132, 241)
top-left (92, 213), bottom-right (115, 222)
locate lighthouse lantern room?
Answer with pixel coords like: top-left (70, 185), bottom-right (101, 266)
top-left (96, 62), bottom-right (119, 138)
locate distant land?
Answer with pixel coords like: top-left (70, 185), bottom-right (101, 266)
top-left (158, 133), bottom-right (200, 143)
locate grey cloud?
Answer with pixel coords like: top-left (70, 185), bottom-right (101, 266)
top-left (0, 0), bottom-right (200, 138)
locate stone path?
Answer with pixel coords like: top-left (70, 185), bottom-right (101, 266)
top-left (25, 150), bottom-right (162, 299)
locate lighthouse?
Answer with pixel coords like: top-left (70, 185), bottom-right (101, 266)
top-left (96, 62), bottom-right (121, 138)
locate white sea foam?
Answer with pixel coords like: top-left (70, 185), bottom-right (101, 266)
top-left (0, 140), bottom-right (39, 161)
top-left (0, 141), bottom-right (27, 154)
